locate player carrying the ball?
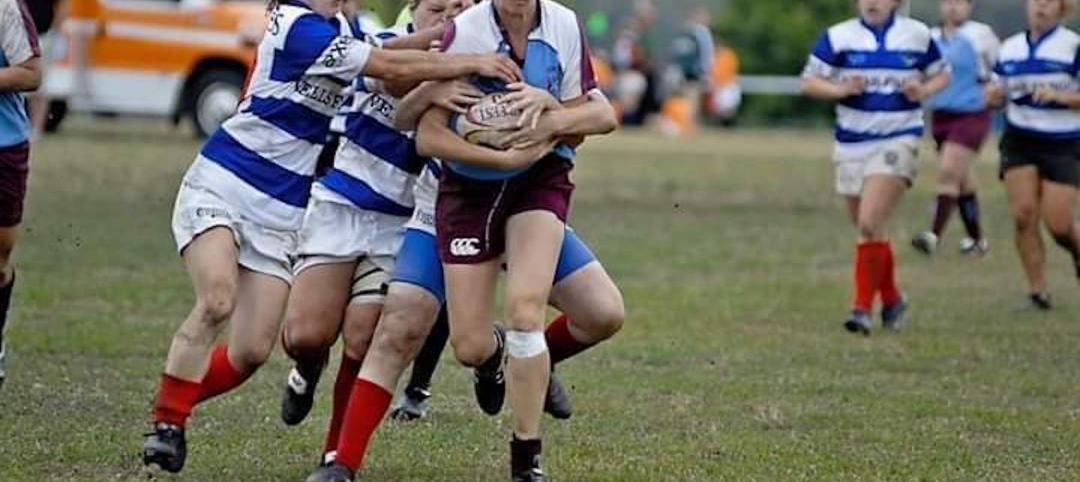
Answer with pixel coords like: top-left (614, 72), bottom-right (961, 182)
top-left (418, 0), bottom-right (615, 480)
top-left (802, 0), bottom-right (951, 335)
top-left (986, 0), bottom-right (1080, 309)
top-left (140, 0), bottom-right (521, 472)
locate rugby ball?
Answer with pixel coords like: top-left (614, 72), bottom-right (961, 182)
top-left (452, 92), bottom-right (522, 150)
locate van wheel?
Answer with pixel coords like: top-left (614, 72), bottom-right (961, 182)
top-left (189, 70), bottom-right (244, 138)
top-left (44, 100), bottom-right (67, 133)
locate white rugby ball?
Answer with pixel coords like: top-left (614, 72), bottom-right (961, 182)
top-left (452, 92), bottom-right (522, 150)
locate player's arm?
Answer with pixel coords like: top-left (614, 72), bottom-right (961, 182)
top-left (902, 37), bottom-right (952, 102)
top-left (0, 56), bottom-right (40, 92)
top-left (801, 74), bottom-right (864, 101)
top-left (800, 31), bottom-right (865, 102)
top-left (381, 26), bottom-right (443, 52)
top-left (1033, 88), bottom-right (1080, 109)
top-left (394, 79), bottom-right (483, 131)
top-left (416, 106), bottom-right (555, 170)
top-left (378, 26), bottom-right (448, 97)
top-left (901, 70), bottom-right (951, 103)
top-left (501, 90), bottom-right (617, 148)
top-left (364, 49), bottom-right (520, 86)
top-left (0, 1), bottom-right (42, 93)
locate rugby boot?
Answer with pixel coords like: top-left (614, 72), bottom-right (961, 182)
top-left (511, 437), bottom-right (546, 482)
top-left (543, 372), bottom-right (572, 420)
top-left (959, 237), bottom-right (989, 257)
top-left (281, 366), bottom-right (317, 426)
top-left (474, 326), bottom-right (506, 416)
top-left (881, 295), bottom-right (909, 332)
top-left (390, 385), bottom-right (432, 421)
top-left (911, 231), bottom-right (939, 256)
top-left (305, 463), bottom-right (355, 482)
top-left (843, 309), bottom-right (872, 336)
top-left (142, 423), bottom-right (187, 473)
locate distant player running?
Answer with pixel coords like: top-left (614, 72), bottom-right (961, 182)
top-left (802, 0), bottom-right (951, 335)
top-left (912, 0), bottom-right (999, 256)
top-left (986, 0), bottom-right (1080, 310)
top-left (0, 0), bottom-right (41, 390)
top-left (140, 0), bottom-right (520, 472)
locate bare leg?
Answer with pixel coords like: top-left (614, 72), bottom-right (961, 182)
top-left (1004, 167), bottom-right (1046, 294)
top-left (503, 211), bottom-right (563, 440)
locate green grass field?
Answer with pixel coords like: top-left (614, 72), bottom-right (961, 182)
top-left (1, 118), bottom-right (1079, 481)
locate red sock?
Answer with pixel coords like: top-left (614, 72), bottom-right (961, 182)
top-left (323, 355), bottom-right (362, 455)
top-left (880, 242), bottom-right (902, 306)
top-left (335, 378), bottom-right (393, 472)
top-left (153, 374), bottom-right (201, 427)
top-left (854, 242), bottom-right (887, 312)
top-left (545, 315), bottom-right (595, 365)
top-left (197, 345), bottom-right (251, 403)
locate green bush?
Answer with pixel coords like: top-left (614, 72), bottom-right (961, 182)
top-left (715, 0), bottom-right (854, 124)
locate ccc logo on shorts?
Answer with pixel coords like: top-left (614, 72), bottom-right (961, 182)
top-left (885, 151), bottom-right (899, 166)
top-left (450, 238), bottom-right (481, 257)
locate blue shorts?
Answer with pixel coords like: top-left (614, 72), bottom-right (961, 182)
top-left (392, 227), bottom-right (597, 303)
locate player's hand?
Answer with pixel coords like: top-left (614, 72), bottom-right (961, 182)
top-left (985, 82), bottom-right (1006, 107)
top-left (431, 80), bottom-right (484, 114)
top-left (504, 82), bottom-right (561, 129)
top-left (428, 39), bottom-right (442, 52)
top-left (902, 79), bottom-right (928, 102)
top-left (501, 114), bottom-right (559, 149)
top-left (469, 54), bottom-right (521, 83)
top-left (499, 139), bottom-right (559, 170)
top-left (1033, 87), bottom-right (1061, 105)
top-left (839, 75), bottom-right (866, 97)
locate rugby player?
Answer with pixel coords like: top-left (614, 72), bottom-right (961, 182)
top-left (140, 0), bottom-right (521, 472)
top-left (277, 0), bottom-right (500, 459)
top-left (418, 0), bottom-right (616, 479)
top-left (0, 0), bottom-right (41, 390)
top-left (801, 0), bottom-right (951, 335)
top-left (986, 0), bottom-right (1080, 310)
top-left (913, 0), bottom-right (999, 256)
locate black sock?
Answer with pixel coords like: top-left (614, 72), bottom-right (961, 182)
top-left (407, 307), bottom-right (450, 393)
top-left (510, 435), bottom-right (542, 474)
top-left (0, 272), bottom-right (15, 346)
top-left (931, 194), bottom-right (957, 237)
top-left (957, 193), bottom-right (983, 241)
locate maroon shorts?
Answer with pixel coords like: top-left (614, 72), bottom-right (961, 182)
top-left (931, 110), bottom-right (992, 152)
top-left (0, 143), bottom-right (30, 228)
top-left (436, 155), bottom-right (574, 264)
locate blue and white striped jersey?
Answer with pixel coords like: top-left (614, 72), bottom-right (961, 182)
top-left (314, 24), bottom-right (427, 218)
top-left (803, 15), bottom-right (948, 148)
top-left (930, 21), bottom-right (999, 113)
top-left (328, 11), bottom-right (368, 136)
top-left (184, 1), bottom-right (373, 231)
top-left (994, 25), bottom-right (1080, 140)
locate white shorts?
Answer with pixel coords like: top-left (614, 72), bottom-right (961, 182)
top-left (833, 138), bottom-right (919, 196)
top-left (404, 166), bottom-right (438, 236)
top-left (294, 190), bottom-right (404, 304)
top-left (171, 180), bottom-right (297, 284)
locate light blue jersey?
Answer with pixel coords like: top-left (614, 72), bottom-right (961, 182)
top-left (930, 21), bottom-right (1000, 113)
top-left (0, 0), bottom-right (40, 148)
top-left (440, 0), bottom-right (597, 181)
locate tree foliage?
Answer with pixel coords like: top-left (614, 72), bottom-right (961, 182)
top-left (714, 0), bottom-right (852, 124)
